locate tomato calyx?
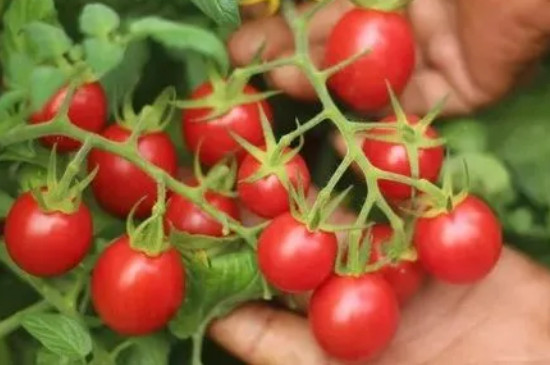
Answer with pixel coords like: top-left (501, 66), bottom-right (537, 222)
top-left (239, 0), bottom-right (280, 17)
top-left (117, 87), bottom-right (176, 134)
top-left (127, 183), bottom-right (171, 256)
top-left (193, 150), bottom-right (238, 198)
top-left (33, 141), bottom-right (97, 214)
top-left (352, 0), bottom-right (412, 12)
top-left (174, 66), bottom-right (279, 120)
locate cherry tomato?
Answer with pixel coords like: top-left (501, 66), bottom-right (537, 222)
top-left (309, 273), bottom-right (400, 362)
top-left (237, 149), bottom-right (311, 219)
top-left (164, 190), bottom-right (240, 237)
top-left (182, 82), bottom-right (273, 166)
top-left (4, 191), bottom-right (92, 277)
top-left (325, 9), bottom-right (415, 114)
top-left (257, 213), bottom-right (337, 293)
top-left (30, 82), bottom-right (107, 152)
top-left (91, 235), bottom-right (185, 335)
top-left (88, 125), bottom-right (177, 218)
top-left (414, 195), bottom-right (502, 284)
top-left (367, 224), bottom-right (425, 304)
top-left (362, 115), bottom-right (444, 201)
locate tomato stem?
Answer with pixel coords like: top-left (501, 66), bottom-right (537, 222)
top-left (0, 300), bottom-right (51, 337)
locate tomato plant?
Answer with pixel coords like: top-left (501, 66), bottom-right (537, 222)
top-left (4, 191), bottom-right (92, 277)
top-left (414, 195), bottom-right (503, 284)
top-left (362, 114), bottom-right (444, 201)
top-left (257, 213), bottom-right (337, 293)
top-left (309, 273), bottom-right (400, 362)
top-left (182, 82), bottom-right (273, 166)
top-left (88, 124), bottom-right (178, 218)
top-left (91, 235), bottom-right (185, 335)
top-left (237, 148), bottom-right (311, 218)
top-left (325, 8), bottom-right (415, 113)
top-left (30, 82), bottom-right (107, 152)
top-left (367, 224), bottom-right (425, 304)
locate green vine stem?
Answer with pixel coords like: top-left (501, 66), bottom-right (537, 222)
top-left (0, 300), bottom-right (51, 337)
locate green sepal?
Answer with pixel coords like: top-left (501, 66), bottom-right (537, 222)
top-left (352, 0), bottom-right (412, 12)
top-left (119, 86), bottom-right (176, 134)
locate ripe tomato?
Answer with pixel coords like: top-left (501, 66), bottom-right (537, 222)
top-left (367, 224), bottom-right (425, 304)
top-left (309, 273), bottom-right (400, 362)
top-left (414, 195), bottom-right (502, 284)
top-left (182, 82), bottom-right (272, 166)
top-left (88, 125), bottom-right (177, 218)
top-left (91, 235), bottom-right (185, 335)
top-left (30, 82), bottom-right (107, 152)
top-left (257, 213), bottom-right (337, 293)
top-left (4, 191), bottom-right (92, 277)
top-left (362, 115), bottom-right (444, 201)
top-left (325, 9), bottom-right (415, 113)
top-left (237, 149), bottom-right (311, 219)
top-left (164, 190), bottom-right (240, 237)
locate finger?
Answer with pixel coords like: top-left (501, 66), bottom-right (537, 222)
top-left (209, 303), bottom-right (335, 365)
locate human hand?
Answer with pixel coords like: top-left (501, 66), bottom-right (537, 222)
top-left (230, 0), bottom-right (550, 116)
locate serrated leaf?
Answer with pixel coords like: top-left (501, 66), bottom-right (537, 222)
top-left (190, 0), bottom-right (240, 27)
top-left (36, 348), bottom-right (79, 365)
top-left (5, 52), bottom-right (36, 89)
top-left (79, 3), bottom-right (120, 37)
top-left (29, 66), bottom-right (67, 112)
top-left (129, 17), bottom-right (228, 74)
top-left (438, 118), bottom-right (488, 153)
top-left (121, 336), bottom-right (170, 365)
top-left (83, 38), bottom-right (125, 77)
top-left (169, 249), bottom-right (264, 339)
top-left (22, 313), bottom-right (92, 359)
top-left (25, 22), bottom-right (72, 62)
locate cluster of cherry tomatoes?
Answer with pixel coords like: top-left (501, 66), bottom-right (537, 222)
top-left (2, 4), bottom-right (503, 363)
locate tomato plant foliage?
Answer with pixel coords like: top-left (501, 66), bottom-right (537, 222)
top-left (0, 0), bottom-right (544, 364)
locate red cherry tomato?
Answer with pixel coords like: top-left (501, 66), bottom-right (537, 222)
top-left (182, 82), bottom-right (273, 166)
top-left (30, 82), bottom-right (107, 152)
top-left (367, 224), bottom-right (425, 304)
top-left (164, 191), bottom-right (240, 237)
top-left (88, 125), bottom-right (177, 218)
top-left (325, 9), bottom-right (415, 113)
top-left (237, 149), bottom-right (311, 219)
top-left (362, 115), bottom-right (444, 201)
top-left (257, 213), bottom-right (337, 293)
top-left (4, 191), bottom-right (92, 277)
top-left (91, 235), bottom-right (185, 335)
top-left (414, 195), bottom-right (502, 284)
top-left (309, 273), bottom-right (400, 362)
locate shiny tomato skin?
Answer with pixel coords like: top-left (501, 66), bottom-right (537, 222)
top-left (4, 192), bottom-right (93, 277)
top-left (362, 115), bottom-right (444, 201)
top-left (368, 224), bottom-right (425, 304)
top-left (164, 191), bottom-right (240, 237)
top-left (91, 235), bottom-right (185, 335)
top-left (325, 9), bottom-right (415, 113)
top-left (30, 82), bottom-right (107, 152)
top-left (414, 195), bottom-right (502, 284)
top-left (88, 125), bottom-right (177, 218)
top-left (237, 150), bottom-right (311, 219)
top-left (182, 82), bottom-right (273, 166)
top-left (309, 273), bottom-right (400, 362)
top-left (257, 213), bottom-right (337, 293)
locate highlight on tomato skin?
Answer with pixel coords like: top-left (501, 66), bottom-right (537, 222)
top-left (309, 273), bottom-right (400, 362)
top-left (413, 195), bottom-right (503, 284)
top-left (91, 235), bottom-right (185, 336)
top-left (30, 82), bottom-right (107, 152)
top-left (325, 8), bottom-right (415, 114)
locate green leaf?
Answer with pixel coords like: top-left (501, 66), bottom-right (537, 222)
top-left (79, 3), bottom-right (120, 37)
top-left (121, 336), bottom-right (170, 365)
top-left (36, 348), bottom-right (79, 365)
top-left (29, 66), bottom-right (67, 112)
top-left (129, 17), bottom-right (229, 74)
top-left (438, 118), bottom-right (488, 153)
top-left (21, 313), bottom-right (92, 359)
top-left (169, 249), bottom-right (264, 339)
top-left (101, 41), bottom-right (150, 116)
top-left (190, 0), bottom-right (241, 27)
top-left (5, 52), bottom-right (36, 89)
top-left (25, 22), bottom-right (72, 61)
top-left (83, 38), bottom-right (125, 77)
top-left (0, 190), bottom-right (15, 218)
